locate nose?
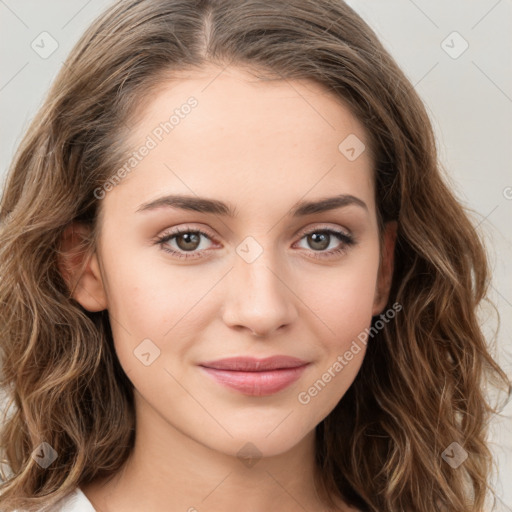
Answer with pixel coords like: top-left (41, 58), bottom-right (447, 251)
top-left (221, 246), bottom-right (298, 338)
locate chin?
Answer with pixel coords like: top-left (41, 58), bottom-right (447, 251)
top-left (197, 418), bottom-right (316, 460)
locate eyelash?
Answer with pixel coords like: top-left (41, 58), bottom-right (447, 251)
top-left (154, 225), bottom-right (356, 261)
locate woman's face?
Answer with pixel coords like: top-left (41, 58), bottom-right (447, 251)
top-left (74, 65), bottom-right (395, 458)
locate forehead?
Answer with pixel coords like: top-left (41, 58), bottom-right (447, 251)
top-left (128, 64), bottom-right (370, 152)
top-left (103, 65), bottom-right (375, 222)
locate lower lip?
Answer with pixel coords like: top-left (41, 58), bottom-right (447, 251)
top-left (199, 365), bottom-right (309, 396)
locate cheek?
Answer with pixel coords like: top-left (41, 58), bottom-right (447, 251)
top-left (299, 246), bottom-right (380, 340)
top-left (100, 248), bottom-right (224, 370)
top-left (293, 264), bottom-right (378, 422)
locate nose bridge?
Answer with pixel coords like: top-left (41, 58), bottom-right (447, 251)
top-left (222, 234), bottom-right (297, 335)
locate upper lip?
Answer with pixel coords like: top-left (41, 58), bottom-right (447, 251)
top-left (199, 356), bottom-right (309, 371)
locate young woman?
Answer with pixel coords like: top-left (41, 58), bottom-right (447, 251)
top-left (0, 1), bottom-right (509, 511)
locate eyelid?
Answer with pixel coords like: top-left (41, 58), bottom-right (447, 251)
top-left (295, 222), bottom-right (352, 239)
top-left (156, 222), bottom-right (352, 244)
top-left (157, 223), bottom-right (217, 240)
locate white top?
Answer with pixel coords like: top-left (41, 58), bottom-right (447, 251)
top-left (11, 487), bottom-right (97, 512)
top-left (46, 487), bottom-right (96, 512)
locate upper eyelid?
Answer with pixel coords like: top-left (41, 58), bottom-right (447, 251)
top-left (295, 222), bottom-right (352, 238)
top-left (159, 225), bottom-right (217, 241)
top-left (160, 222), bottom-right (352, 238)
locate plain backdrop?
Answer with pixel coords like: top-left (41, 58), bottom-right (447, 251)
top-left (1, 0), bottom-right (511, 508)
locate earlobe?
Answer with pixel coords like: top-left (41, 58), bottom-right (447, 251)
top-left (57, 222), bottom-right (107, 312)
top-left (372, 221), bottom-right (397, 316)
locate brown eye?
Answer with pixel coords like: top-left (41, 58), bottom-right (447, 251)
top-left (306, 232), bottom-right (331, 251)
top-left (156, 227), bottom-right (215, 260)
top-left (295, 228), bottom-right (356, 260)
top-left (174, 232), bottom-right (201, 252)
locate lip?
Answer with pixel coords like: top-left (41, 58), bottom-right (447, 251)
top-left (198, 356), bottom-right (310, 396)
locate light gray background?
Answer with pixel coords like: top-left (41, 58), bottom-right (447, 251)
top-left (1, 0), bottom-right (511, 508)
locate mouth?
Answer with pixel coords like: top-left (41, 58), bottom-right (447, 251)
top-left (198, 356), bottom-right (310, 396)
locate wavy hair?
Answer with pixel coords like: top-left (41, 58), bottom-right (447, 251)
top-left (0, 0), bottom-right (510, 510)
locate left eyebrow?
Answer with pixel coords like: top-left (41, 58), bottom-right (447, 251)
top-left (291, 194), bottom-right (368, 216)
top-left (135, 193), bottom-right (368, 217)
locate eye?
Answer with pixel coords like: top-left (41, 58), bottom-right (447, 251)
top-left (294, 227), bottom-right (355, 260)
top-left (154, 225), bottom-right (356, 261)
top-left (155, 226), bottom-right (216, 260)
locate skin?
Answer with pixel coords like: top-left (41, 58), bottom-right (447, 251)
top-left (60, 64), bottom-right (396, 512)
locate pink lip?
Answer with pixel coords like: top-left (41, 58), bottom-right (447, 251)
top-left (199, 356), bottom-right (309, 396)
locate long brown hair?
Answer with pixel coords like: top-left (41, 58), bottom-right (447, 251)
top-left (0, 1), bottom-right (509, 510)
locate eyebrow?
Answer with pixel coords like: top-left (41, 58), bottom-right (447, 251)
top-left (135, 193), bottom-right (368, 217)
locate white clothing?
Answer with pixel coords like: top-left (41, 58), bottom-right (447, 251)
top-left (48, 487), bottom-right (96, 511)
top-left (11, 487), bottom-right (96, 512)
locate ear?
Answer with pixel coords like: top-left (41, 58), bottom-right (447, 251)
top-left (57, 222), bottom-right (107, 312)
top-left (372, 221), bottom-right (397, 316)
